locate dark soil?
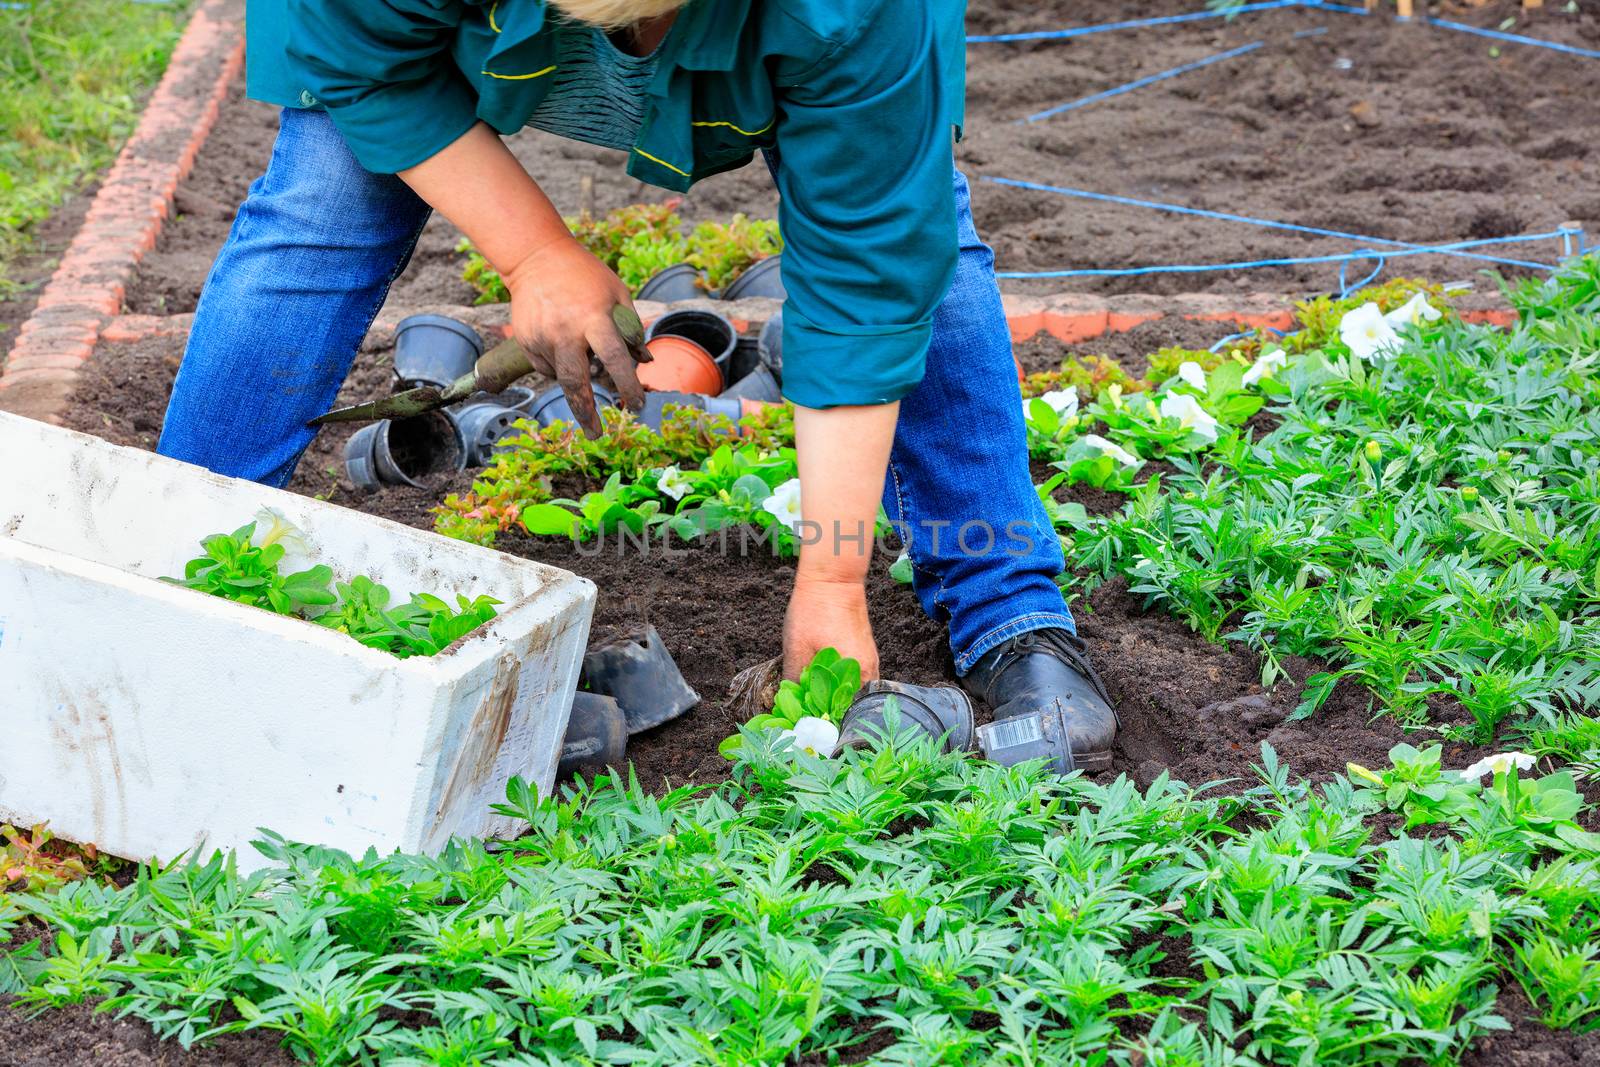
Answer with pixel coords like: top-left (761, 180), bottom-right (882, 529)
top-left (117, 0), bottom-right (1600, 315)
top-left (0, 1001), bottom-right (294, 1067)
top-left (963, 0), bottom-right (1600, 295)
top-left (0, 181), bottom-right (100, 367)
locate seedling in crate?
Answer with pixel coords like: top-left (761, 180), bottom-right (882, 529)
top-left (315, 576), bottom-right (500, 659)
top-left (165, 520), bottom-right (335, 616)
top-left (165, 515), bottom-right (499, 658)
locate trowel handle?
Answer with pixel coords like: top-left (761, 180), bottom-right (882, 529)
top-left (469, 338), bottom-right (538, 395)
top-left (461, 305), bottom-right (643, 399)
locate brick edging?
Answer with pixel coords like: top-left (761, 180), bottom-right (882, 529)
top-left (0, 0), bottom-right (244, 424)
top-left (92, 288), bottom-right (1520, 353)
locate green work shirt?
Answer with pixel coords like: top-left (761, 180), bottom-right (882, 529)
top-left (245, 0), bottom-right (969, 409)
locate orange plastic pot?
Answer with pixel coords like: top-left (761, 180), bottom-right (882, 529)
top-left (1014, 355), bottom-right (1026, 384)
top-left (638, 335), bottom-right (723, 395)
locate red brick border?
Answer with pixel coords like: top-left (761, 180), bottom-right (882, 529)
top-left (0, 0), bottom-right (243, 423)
top-left (90, 289), bottom-right (1519, 354)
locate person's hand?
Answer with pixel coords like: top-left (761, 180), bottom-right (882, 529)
top-left (503, 236), bottom-right (648, 437)
top-left (784, 573), bottom-right (880, 681)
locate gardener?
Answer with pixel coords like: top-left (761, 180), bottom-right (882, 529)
top-left (158, 0), bottom-right (1119, 770)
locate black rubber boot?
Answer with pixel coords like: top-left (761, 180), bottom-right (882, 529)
top-left (960, 628), bottom-right (1118, 773)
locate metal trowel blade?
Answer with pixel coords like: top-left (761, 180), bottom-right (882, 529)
top-left (307, 386), bottom-right (448, 427)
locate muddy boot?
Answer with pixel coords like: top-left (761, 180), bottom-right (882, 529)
top-left (961, 628), bottom-right (1117, 774)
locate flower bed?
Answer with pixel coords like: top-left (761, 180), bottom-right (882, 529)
top-left (10, 257), bottom-right (1600, 1063)
top-left (7, 0), bottom-right (1600, 1059)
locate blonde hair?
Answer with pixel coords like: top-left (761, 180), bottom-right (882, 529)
top-left (548, 0), bottom-right (690, 29)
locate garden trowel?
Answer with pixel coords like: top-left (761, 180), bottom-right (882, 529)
top-left (308, 304), bottom-right (647, 427)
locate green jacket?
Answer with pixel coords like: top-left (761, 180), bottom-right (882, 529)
top-left (246, 0), bottom-right (969, 409)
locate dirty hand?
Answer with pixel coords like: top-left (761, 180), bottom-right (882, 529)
top-left (503, 236), bottom-right (649, 437)
top-left (784, 573), bottom-right (880, 682)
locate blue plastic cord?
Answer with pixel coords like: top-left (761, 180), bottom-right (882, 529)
top-left (1304, 0), bottom-right (1600, 60)
top-left (992, 229), bottom-right (1572, 280)
top-left (967, 0), bottom-right (1303, 43)
top-left (1022, 41), bottom-right (1266, 123)
top-left (982, 177), bottom-right (1554, 271)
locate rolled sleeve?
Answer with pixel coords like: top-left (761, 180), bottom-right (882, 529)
top-left (286, 0), bottom-right (477, 174)
top-left (772, 0), bottom-right (962, 409)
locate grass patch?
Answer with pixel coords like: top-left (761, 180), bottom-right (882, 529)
top-left (0, 0), bottom-right (189, 294)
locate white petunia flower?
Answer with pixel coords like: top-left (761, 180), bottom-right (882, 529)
top-left (1459, 751), bottom-right (1537, 782)
top-left (252, 506), bottom-right (311, 556)
top-left (1026, 389), bottom-right (1079, 421)
top-left (762, 478), bottom-right (803, 534)
top-left (1340, 302), bottom-right (1403, 361)
top-left (1176, 361), bottom-right (1208, 392)
top-left (1384, 292), bottom-right (1443, 330)
top-left (1082, 434), bottom-right (1141, 468)
top-left (1241, 348), bottom-right (1289, 388)
top-left (657, 465), bottom-right (692, 501)
top-left (781, 716), bottom-right (839, 757)
top-left (1158, 393), bottom-right (1220, 443)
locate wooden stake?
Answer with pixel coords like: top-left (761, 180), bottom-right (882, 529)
top-left (1523, 0), bottom-right (1544, 9)
top-left (1397, 0), bottom-right (1414, 17)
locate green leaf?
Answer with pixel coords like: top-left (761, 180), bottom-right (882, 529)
top-left (522, 503), bottom-right (582, 538)
top-left (773, 687), bottom-right (805, 724)
top-left (283, 565), bottom-right (336, 606)
top-left (1290, 672), bottom-right (1339, 720)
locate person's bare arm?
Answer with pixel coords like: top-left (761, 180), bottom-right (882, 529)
top-left (399, 123), bottom-right (644, 433)
top-left (784, 402), bottom-right (900, 679)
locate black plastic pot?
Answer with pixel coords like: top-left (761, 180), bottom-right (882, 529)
top-left (344, 411), bottom-right (466, 491)
top-left (449, 400), bottom-right (522, 467)
top-left (758, 311), bottom-right (783, 381)
top-left (635, 392), bottom-right (743, 430)
top-left (721, 363), bottom-right (783, 404)
top-left (728, 335), bottom-right (762, 384)
top-left (646, 309), bottom-right (738, 377)
top-left (976, 708), bottom-right (1078, 775)
top-left (581, 625), bottom-right (701, 735)
top-left (722, 255), bottom-right (785, 301)
top-left (557, 692), bottom-right (629, 780)
top-left (637, 263), bottom-right (705, 303)
top-left (394, 314), bottom-right (484, 389)
top-left (498, 385), bottom-right (536, 414)
top-left (838, 681), bottom-right (975, 754)
top-left (528, 382), bottom-right (620, 428)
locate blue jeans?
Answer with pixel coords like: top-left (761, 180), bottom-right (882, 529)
top-left (159, 108), bottom-right (1074, 671)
